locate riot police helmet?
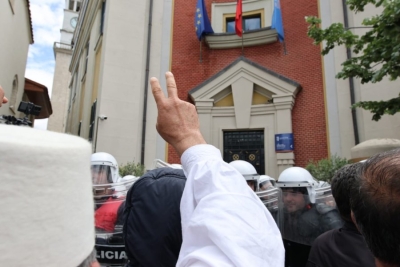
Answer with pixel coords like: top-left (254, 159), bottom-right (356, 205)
top-left (276, 167), bottom-right (318, 203)
top-left (259, 175), bottom-right (276, 191)
top-left (91, 152), bottom-right (121, 185)
top-left (229, 160), bottom-right (260, 191)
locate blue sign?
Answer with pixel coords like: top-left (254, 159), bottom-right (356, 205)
top-left (275, 133), bottom-right (294, 152)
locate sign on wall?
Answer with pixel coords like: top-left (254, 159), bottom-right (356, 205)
top-left (275, 133), bottom-right (294, 152)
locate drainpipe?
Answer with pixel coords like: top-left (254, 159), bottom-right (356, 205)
top-left (342, 0), bottom-right (360, 145)
top-left (141, 0), bottom-right (154, 165)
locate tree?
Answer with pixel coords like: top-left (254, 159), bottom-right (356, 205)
top-left (306, 0), bottom-right (400, 121)
top-left (305, 155), bottom-right (350, 183)
top-left (119, 161), bottom-right (146, 177)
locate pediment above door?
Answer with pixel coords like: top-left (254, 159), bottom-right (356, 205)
top-left (189, 56), bottom-right (301, 108)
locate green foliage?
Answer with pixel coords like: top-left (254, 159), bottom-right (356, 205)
top-left (352, 93), bottom-right (400, 120)
top-left (305, 0), bottom-right (400, 120)
top-left (305, 155), bottom-right (350, 183)
top-left (119, 161), bottom-right (145, 177)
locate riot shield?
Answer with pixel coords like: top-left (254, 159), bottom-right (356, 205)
top-left (277, 185), bottom-right (342, 246)
top-left (93, 178), bottom-right (137, 267)
top-left (256, 187), bottom-right (280, 224)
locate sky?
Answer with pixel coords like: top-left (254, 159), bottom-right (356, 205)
top-left (26, 0), bottom-right (65, 130)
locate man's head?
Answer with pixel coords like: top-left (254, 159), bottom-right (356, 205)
top-left (91, 152), bottom-right (120, 184)
top-left (259, 175), bottom-right (275, 191)
top-left (351, 148), bottom-right (400, 266)
top-left (229, 160), bottom-right (260, 191)
top-left (276, 167), bottom-right (317, 213)
top-left (281, 187), bottom-right (308, 213)
top-left (91, 152), bottom-right (121, 198)
top-left (331, 163), bottom-right (362, 223)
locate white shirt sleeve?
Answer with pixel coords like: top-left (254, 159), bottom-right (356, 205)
top-left (177, 144), bottom-right (285, 267)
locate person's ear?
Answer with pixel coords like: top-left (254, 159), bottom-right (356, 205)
top-left (91, 261), bottom-right (101, 267)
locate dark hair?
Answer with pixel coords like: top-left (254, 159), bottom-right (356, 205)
top-left (331, 163), bottom-right (362, 222)
top-left (351, 148), bottom-right (400, 265)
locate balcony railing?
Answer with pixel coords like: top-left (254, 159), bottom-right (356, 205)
top-left (54, 42), bottom-right (73, 50)
top-left (53, 42), bottom-right (73, 57)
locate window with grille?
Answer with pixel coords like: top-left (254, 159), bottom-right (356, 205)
top-left (223, 130), bottom-right (265, 174)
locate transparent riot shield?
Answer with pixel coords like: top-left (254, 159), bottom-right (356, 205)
top-left (256, 187), bottom-right (280, 224)
top-left (277, 185), bottom-right (343, 246)
top-left (93, 177), bottom-right (137, 267)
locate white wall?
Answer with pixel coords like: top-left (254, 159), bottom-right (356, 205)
top-left (0, 0), bottom-right (32, 117)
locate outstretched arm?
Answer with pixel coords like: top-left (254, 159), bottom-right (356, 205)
top-left (150, 72), bottom-right (285, 267)
top-left (150, 72), bottom-right (206, 156)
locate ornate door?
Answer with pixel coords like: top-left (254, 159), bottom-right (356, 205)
top-left (223, 130), bottom-right (265, 174)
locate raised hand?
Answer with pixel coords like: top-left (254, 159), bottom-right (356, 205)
top-left (150, 72), bottom-right (206, 156)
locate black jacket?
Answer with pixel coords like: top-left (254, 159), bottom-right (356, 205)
top-left (306, 221), bottom-right (375, 267)
top-left (123, 168), bottom-right (186, 267)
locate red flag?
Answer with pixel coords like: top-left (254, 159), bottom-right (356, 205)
top-left (235, 0), bottom-right (242, 37)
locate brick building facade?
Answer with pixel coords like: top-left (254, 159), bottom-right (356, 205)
top-left (168, 0), bottom-right (327, 176)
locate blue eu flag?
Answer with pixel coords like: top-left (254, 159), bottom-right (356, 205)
top-left (195, 0), bottom-right (214, 41)
top-left (271, 0), bottom-right (285, 42)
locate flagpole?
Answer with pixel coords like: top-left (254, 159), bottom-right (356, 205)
top-left (241, 14), bottom-right (244, 56)
top-left (241, 30), bottom-right (244, 56)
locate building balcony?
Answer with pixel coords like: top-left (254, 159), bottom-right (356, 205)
top-left (53, 42), bottom-right (73, 57)
top-left (205, 27), bottom-right (278, 49)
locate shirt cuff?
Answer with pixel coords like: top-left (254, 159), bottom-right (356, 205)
top-left (181, 144), bottom-right (222, 173)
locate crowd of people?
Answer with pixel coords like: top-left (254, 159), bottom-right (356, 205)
top-left (1, 73), bottom-right (400, 267)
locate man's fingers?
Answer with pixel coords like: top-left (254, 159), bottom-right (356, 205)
top-left (150, 77), bottom-right (165, 105)
top-left (2, 97), bottom-right (8, 104)
top-left (165, 72), bottom-right (178, 99)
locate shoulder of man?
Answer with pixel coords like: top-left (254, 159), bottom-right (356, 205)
top-left (125, 167), bottom-right (186, 203)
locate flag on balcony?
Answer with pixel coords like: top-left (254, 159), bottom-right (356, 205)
top-left (235, 0), bottom-right (243, 37)
top-left (271, 0), bottom-right (285, 42)
top-left (195, 0), bottom-right (214, 41)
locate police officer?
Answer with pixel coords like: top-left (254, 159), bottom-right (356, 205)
top-left (276, 167), bottom-right (343, 267)
top-left (229, 160), bottom-right (260, 191)
top-left (91, 152), bottom-right (136, 267)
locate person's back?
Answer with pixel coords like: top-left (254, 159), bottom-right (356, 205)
top-left (307, 221), bottom-right (375, 267)
top-left (123, 167), bottom-right (186, 267)
top-left (307, 163), bottom-right (375, 267)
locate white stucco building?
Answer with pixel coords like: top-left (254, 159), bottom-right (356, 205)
top-left (48, 0), bottom-right (81, 132)
top-left (65, 0), bottom-right (172, 168)
top-left (319, 0), bottom-right (400, 160)
top-left (0, 0), bottom-right (52, 125)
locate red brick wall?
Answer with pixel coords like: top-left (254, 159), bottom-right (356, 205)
top-left (168, 0), bottom-right (328, 167)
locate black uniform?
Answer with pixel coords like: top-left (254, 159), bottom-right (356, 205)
top-left (306, 221), bottom-right (375, 267)
top-left (283, 204), bottom-right (343, 267)
top-left (123, 168), bottom-right (186, 267)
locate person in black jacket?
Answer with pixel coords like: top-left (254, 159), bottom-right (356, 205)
top-left (123, 167), bottom-right (186, 267)
top-left (307, 163), bottom-right (375, 267)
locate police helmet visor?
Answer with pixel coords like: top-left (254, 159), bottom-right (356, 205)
top-left (277, 186), bottom-right (343, 246)
top-left (256, 187), bottom-right (280, 224)
top-left (92, 165), bottom-right (113, 184)
top-left (259, 180), bottom-right (274, 191)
